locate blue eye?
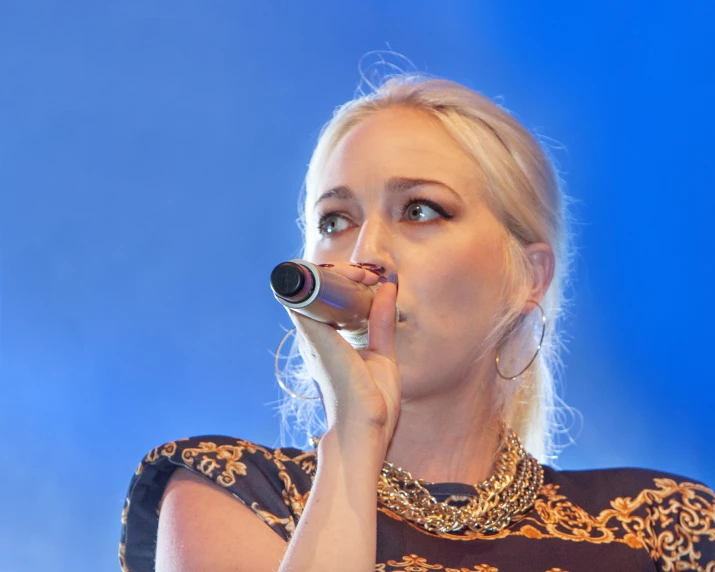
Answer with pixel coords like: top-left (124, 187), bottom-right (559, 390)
top-left (315, 196), bottom-right (453, 237)
top-left (404, 201), bottom-right (440, 222)
top-left (316, 214), bottom-right (350, 236)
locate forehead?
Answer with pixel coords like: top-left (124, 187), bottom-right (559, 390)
top-left (313, 106), bottom-right (481, 198)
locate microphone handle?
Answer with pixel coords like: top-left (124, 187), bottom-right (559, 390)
top-left (271, 259), bottom-right (399, 348)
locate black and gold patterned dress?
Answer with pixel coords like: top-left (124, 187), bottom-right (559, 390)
top-left (119, 435), bottom-right (715, 571)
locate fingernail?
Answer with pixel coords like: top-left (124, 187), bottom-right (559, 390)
top-left (350, 263), bottom-right (381, 276)
top-left (318, 263), bottom-right (334, 268)
top-left (377, 276), bottom-right (388, 283)
top-left (356, 263), bottom-right (385, 273)
top-left (387, 272), bottom-right (398, 289)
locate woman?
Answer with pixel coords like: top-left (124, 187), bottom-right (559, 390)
top-left (119, 73), bottom-right (715, 571)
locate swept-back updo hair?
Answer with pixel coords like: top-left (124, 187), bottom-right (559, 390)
top-left (276, 67), bottom-right (576, 463)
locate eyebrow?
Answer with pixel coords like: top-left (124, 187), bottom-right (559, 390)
top-left (313, 177), bottom-right (462, 208)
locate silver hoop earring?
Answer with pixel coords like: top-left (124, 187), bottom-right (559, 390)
top-left (274, 327), bottom-right (321, 401)
top-left (495, 301), bottom-right (547, 381)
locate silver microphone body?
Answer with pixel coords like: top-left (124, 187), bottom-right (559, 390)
top-left (270, 259), bottom-right (399, 348)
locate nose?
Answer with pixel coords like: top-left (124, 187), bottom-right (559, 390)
top-left (349, 217), bottom-right (395, 275)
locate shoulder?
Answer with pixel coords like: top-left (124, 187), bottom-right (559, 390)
top-left (135, 434), bottom-right (317, 486)
top-left (541, 465), bottom-right (715, 568)
top-left (542, 464), bottom-right (713, 507)
top-left (119, 435), bottom-right (316, 572)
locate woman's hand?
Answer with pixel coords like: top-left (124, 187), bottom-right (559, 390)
top-left (287, 262), bottom-right (400, 452)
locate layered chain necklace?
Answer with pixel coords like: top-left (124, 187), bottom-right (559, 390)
top-left (377, 427), bottom-right (544, 534)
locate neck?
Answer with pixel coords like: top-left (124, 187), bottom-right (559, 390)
top-left (384, 369), bottom-right (503, 485)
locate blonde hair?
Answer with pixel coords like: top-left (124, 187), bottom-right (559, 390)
top-left (275, 71), bottom-right (576, 463)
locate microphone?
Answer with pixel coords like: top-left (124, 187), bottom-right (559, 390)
top-left (270, 259), bottom-right (399, 348)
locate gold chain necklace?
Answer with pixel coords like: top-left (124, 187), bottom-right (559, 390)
top-left (377, 427), bottom-right (544, 534)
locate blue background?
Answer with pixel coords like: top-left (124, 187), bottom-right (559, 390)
top-left (1, 1), bottom-right (713, 570)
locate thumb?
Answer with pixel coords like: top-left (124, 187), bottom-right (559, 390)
top-left (366, 273), bottom-right (398, 361)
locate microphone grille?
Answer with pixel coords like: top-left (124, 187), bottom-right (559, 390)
top-left (270, 262), bottom-right (306, 299)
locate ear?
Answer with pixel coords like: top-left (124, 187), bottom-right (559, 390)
top-left (521, 242), bottom-right (555, 314)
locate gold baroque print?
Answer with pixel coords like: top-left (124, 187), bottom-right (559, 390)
top-left (118, 541), bottom-right (128, 572)
top-left (374, 554), bottom-right (569, 572)
top-left (141, 438), bottom-right (312, 533)
top-left (375, 553), bottom-right (495, 571)
top-left (273, 448), bottom-right (318, 480)
top-left (377, 477), bottom-right (715, 569)
top-left (533, 479), bottom-right (715, 571)
top-left (276, 468), bottom-right (310, 526)
top-left (638, 478), bottom-right (715, 572)
top-left (251, 503), bottom-right (297, 536)
top-left (272, 448), bottom-right (317, 524)
top-left (135, 439), bottom-right (185, 476)
top-left (181, 441), bottom-right (257, 486)
top-left (273, 447), bottom-right (316, 467)
top-left (121, 498), bottom-right (129, 526)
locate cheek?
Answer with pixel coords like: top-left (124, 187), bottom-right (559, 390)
top-left (431, 276), bottom-right (503, 334)
top-left (302, 236), bottom-right (319, 260)
top-left (402, 243), bottom-right (508, 353)
top-left (415, 240), bottom-right (506, 312)
top-left (396, 260), bottom-right (505, 389)
top-left (303, 234), bottom-right (352, 263)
